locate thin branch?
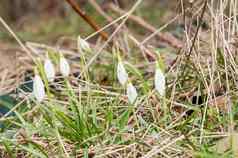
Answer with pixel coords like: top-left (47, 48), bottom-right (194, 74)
top-left (180, 0), bottom-right (208, 79)
top-left (0, 17), bottom-right (34, 61)
top-left (65, 0), bottom-right (109, 40)
top-left (80, 0), bottom-right (143, 76)
top-left (107, 3), bottom-right (183, 49)
top-left (186, 0), bottom-right (208, 59)
top-left (88, 0), bottom-right (156, 61)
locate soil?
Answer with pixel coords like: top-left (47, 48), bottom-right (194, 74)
top-left (0, 43), bottom-right (20, 93)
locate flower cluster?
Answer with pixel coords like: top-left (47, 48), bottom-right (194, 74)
top-left (117, 57), bottom-right (166, 104)
top-left (117, 56), bottom-right (138, 104)
top-left (33, 37), bottom-right (91, 103)
top-left (33, 53), bottom-right (71, 102)
top-left (33, 41), bottom-right (165, 105)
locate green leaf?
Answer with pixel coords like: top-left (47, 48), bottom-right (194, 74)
top-left (83, 148), bottom-right (89, 158)
top-left (18, 144), bottom-right (47, 158)
top-left (155, 49), bottom-right (165, 72)
top-left (106, 107), bottom-right (113, 124)
top-left (2, 140), bottom-right (16, 158)
top-left (27, 140), bottom-right (49, 158)
top-left (124, 62), bottom-right (150, 93)
top-left (47, 49), bottom-right (59, 65)
top-left (217, 48), bottom-right (225, 67)
top-left (118, 109), bottom-right (130, 130)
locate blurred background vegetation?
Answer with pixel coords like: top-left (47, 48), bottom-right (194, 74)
top-left (0, 0), bottom-right (180, 44)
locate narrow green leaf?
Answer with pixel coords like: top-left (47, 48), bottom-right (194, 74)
top-left (118, 109), bottom-right (130, 130)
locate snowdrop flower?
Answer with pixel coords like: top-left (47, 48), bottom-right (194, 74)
top-left (44, 58), bottom-right (55, 82)
top-left (78, 36), bottom-right (90, 52)
top-left (59, 55), bottom-right (70, 77)
top-left (154, 65), bottom-right (165, 96)
top-left (126, 82), bottom-right (138, 104)
top-left (33, 74), bottom-right (45, 102)
top-left (117, 61), bottom-right (128, 86)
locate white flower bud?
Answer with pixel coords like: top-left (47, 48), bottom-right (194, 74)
top-left (117, 62), bottom-right (128, 86)
top-left (78, 36), bottom-right (90, 52)
top-left (60, 55), bottom-right (70, 77)
top-left (126, 82), bottom-right (137, 104)
top-left (44, 58), bottom-right (55, 82)
top-left (155, 67), bottom-right (165, 96)
top-left (33, 74), bottom-right (45, 102)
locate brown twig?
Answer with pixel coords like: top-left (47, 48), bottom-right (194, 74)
top-left (107, 3), bottom-right (183, 49)
top-left (88, 0), bottom-right (156, 61)
top-left (65, 0), bottom-right (109, 41)
top-left (180, 0), bottom-right (208, 79)
top-left (186, 0), bottom-right (208, 60)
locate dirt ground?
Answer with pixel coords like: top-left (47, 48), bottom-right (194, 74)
top-left (0, 43), bottom-right (20, 93)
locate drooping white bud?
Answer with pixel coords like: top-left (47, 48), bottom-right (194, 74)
top-left (154, 67), bottom-right (165, 96)
top-left (126, 82), bottom-right (137, 104)
top-left (33, 74), bottom-right (45, 102)
top-left (44, 58), bottom-right (55, 82)
top-left (78, 36), bottom-right (91, 52)
top-left (117, 61), bottom-right (128, 86)
top-left (59, 55), bottom-right (70, 77)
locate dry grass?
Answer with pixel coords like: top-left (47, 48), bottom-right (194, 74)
top-left (0, 0), bottom-right (238, 157)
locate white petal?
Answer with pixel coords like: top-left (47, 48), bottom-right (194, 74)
top-left (78, 36), bottom-right (90, 52)
top-left (60, 56), bottom-right (70, 77)
top-left (117, 62), bottom-right (128, 85)
top-left (44, 58), bottom-right (55, 82)
top-left (33, 75), bottom-right (45, 102)
top-left (127, 83), bottom-right (138, 104)
top-left (154, 68), bottom-right (166, 96)
top-left (81, 40), bottom-right (90, 51)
